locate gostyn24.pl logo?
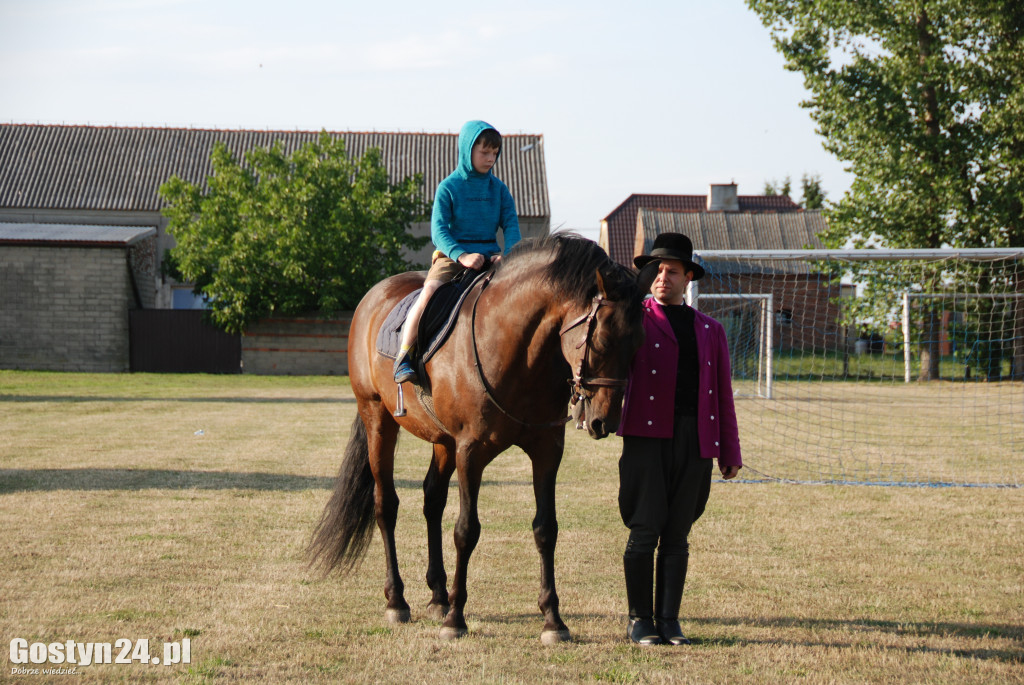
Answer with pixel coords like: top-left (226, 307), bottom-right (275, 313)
top-left (9, 638), bottom-right (191, 671)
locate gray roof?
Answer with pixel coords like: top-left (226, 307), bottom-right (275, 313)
top-left (637, 209), bottom-right (827, 275)
top-left (0, 222), bottom-right (156, 246)
top-left (601, 192), bottom-right (802, 266)
top-left (0, 124), bottom-right (550, 218)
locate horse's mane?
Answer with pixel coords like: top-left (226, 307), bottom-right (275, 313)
top-left (501, 233), bottom-right (643, 313)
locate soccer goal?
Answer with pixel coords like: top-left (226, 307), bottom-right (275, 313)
top-left (689, 248), bottom-right (1024, 487)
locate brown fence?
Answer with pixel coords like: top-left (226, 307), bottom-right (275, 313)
top-left (129, 310), bottom-right (241, 373)
top-left (241, 315), bottom-right (352, 375)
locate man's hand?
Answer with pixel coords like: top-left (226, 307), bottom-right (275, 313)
top-left (458, 253), bottom-right (486, 270)
top-left (720, 464), bottom-right (741, 480)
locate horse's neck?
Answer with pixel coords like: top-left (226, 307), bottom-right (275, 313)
top-left (472, 275), bottom-right (571, 372)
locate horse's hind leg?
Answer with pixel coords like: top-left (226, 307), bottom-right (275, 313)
top-left (423, 441), bottom-right (455, 620)
top-left (523, 432), bottom-right (571, 644)
top-left (363, 403), bottom-right (410, 623)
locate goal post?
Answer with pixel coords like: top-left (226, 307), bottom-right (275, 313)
top-left (688, 247), bottom-right (1024, 487)
top-left (688, 291), bottom-right (774, 399)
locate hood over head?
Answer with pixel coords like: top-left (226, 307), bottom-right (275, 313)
top-left (457, 120), bottom-right (501, 178)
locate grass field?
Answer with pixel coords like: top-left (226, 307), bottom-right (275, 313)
top-left (733, 377), bottom-right (1024, 486)
top-left (1, 371), bottom-right (1022, 684)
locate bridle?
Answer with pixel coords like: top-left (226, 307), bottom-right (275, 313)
top-left (469, 273), bottom-right (628, 428)
top-left (558, 293), bottom-right (629, 395)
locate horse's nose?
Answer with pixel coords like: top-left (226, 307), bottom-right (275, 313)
top-left (589, 418), bottom-right (607, 439)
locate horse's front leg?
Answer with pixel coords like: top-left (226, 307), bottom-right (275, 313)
top-left (439, 447), bottom-right (488, 640)
top-left (364, 406), bottom-right (410, 623)
top-left (423, 441), bottom-right (455, 620)
top-left (523, 431), bottom-right (571, 644)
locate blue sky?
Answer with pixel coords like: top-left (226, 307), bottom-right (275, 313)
top-left (0, 0), bottom-right (850, 239)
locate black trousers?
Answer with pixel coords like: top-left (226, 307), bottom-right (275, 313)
top-left (619, 415), bottom-right (712, 558)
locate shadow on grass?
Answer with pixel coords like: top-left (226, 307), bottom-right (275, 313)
top-left (0, 469), bottom-right (531, 493)
top-left (0, 395), bottom-right (356, 403)
top-left (686, 615), bottom-right (1024, 662)
top-left (0, 468), bottom-right (336, 493)
top-left (464, 611), bottom-right (1022, 662)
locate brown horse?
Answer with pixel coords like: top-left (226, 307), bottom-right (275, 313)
top-left (308, 234), bottom-right (645, 643)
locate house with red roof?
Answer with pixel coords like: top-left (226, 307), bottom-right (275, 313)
top-left (601, 183), bottom-right (840, 354)
top-left (599, 183), bottom-right (802, 267)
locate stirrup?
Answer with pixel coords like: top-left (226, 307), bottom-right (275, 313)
top-left (394, 382), bottom-right (407, 418)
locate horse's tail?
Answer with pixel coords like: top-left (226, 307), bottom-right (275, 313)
top-left (307, 414), bottom-right (377, 575)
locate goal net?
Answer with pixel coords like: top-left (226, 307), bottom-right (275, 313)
top-left (689, 249), bottom-right (1024, 487)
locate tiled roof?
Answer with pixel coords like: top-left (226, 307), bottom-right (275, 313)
top-left (0, 124), bottom-right (550, 218)
top-left (636, 209), bottom-right (826, 274)
top-left (601, 192), bottom-right (801, 266)
top-left (0, 222), bottom-right (155, 246)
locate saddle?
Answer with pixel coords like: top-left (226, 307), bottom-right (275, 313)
top-left (375, 269), bottom-right (490, 388)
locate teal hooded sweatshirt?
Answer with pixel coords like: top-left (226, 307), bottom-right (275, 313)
top-left (431, 120), bottom-right (521, 262)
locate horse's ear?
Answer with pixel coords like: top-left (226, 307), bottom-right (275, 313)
top-left (595, 268), bottom-right (609, 299)
top-left (636, 261), bottom-right (659, 295)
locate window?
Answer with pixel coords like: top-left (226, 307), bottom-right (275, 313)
top-left (172, 288), bottom-right (208, 310)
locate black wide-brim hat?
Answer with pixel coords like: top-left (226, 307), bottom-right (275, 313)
top-left (633, 232), bottom-right (705, 280)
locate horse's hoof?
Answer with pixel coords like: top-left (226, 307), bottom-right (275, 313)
top-left (438, 626), bottom-right (468, 640)
top-left (384, 608), bottom-right (411, 624)
top-left (425, 603), bottom-right (449, 621)
top-left (541, 629), bottom-right (572, 645)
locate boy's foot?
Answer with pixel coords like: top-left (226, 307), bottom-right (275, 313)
top-left (394, 356), bottom-right (417, 384)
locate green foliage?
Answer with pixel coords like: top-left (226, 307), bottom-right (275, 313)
top-left (747, 1), bottom-right (1024, 251)
top-left (763, 174), bottom-right (792, 198)
top-left (765, 173), bottom-right (827, 208)
top-left (160, 133), bottom-right (428, 333)
top-left (800, 172), bottom-right (826, 209)
top-left (748, 1), bottom-right (1024, 378)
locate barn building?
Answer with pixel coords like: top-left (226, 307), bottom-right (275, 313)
top-left (633, 204), bottom-right (837, 353)
top-left (0, 124), bottom-right (550, 373)
top-left (599, 182), bottom-right (802, 268)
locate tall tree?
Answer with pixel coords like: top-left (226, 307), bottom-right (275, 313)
top-left (160, 133), bottom-right (428, 334)
top-left (747, 0), bottom-right (1024, 379)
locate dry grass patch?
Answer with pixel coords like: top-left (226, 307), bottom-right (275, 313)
top-left (1, 371), bottom-right (1022, 683)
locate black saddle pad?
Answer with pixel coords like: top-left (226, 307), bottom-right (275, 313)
top-left (375, 270), bottom-right (489, 366)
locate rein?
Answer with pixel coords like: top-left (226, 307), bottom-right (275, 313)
top-left (469, 272), bottom-right (628, 428)
top-left (558, 295), bottom-right (629, 396)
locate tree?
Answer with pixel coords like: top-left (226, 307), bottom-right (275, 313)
top-left (747, 0), bottom-right (1024, 379)
top-left (800, 173), bottom-right (826, 209)
top-left (160, 133), bottom-right (428, 334)
top-left (764, 173), bottom-right (827, 208)
top-left (763, 175), bottom-right (792, 198)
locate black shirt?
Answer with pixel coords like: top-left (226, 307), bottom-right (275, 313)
top-left (659, 302), bottom-right (699, 417)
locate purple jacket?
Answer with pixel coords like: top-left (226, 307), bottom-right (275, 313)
top-left (618, 298), bottom-right (742, 468)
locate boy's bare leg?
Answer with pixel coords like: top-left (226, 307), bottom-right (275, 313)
top-left (394, 280), bottom-right (442, 383)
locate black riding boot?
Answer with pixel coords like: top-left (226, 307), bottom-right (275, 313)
top-left (655, 553), bottom-right (691, 645)
top-left (624, 554), bottom-right (664, 645)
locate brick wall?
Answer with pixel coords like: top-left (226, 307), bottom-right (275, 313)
top-left (0, 245), bottom-right (134, 371)
top-left (241, 315), bottom-right (352, 375)
top-left (698, 273), bottom-right (848, 352)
